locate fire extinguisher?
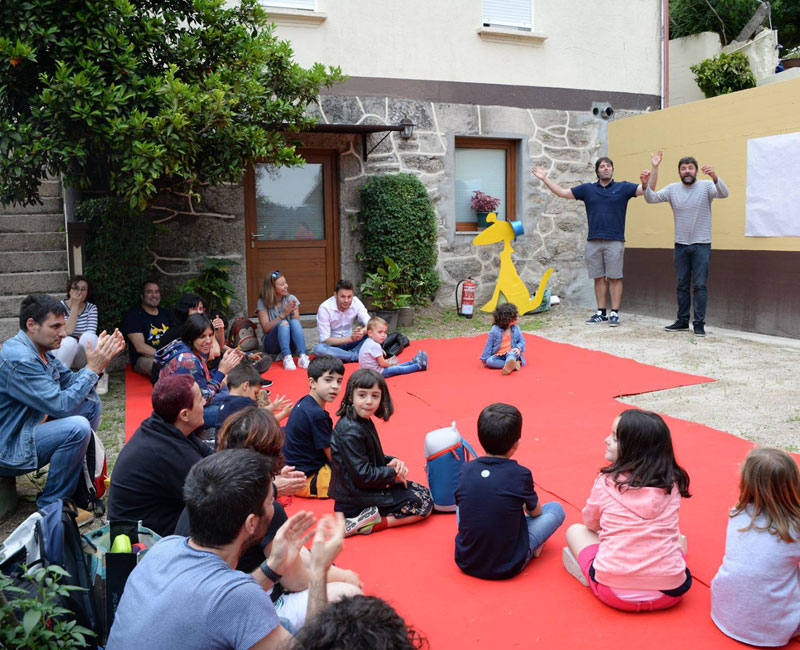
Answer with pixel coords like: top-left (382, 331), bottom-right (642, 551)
top-left (455, 278), bottom-right (476, 318)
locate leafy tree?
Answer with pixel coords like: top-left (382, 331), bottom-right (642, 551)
top-left (670, 0), bottom-right (799, 50)
top-left (0, 0), bottom-right (344, 209)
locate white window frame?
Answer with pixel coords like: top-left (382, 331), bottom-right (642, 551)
top-left (263, 0), bottom-right (317, 11)
top-left (482, 0), bottom-right (534, 31)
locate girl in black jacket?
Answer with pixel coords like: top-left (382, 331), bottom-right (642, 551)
top-left (330, 369), bottom-right (433, 537)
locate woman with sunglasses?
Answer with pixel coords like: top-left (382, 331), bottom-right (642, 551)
top-left (257, 270), bottom-right (310, 371)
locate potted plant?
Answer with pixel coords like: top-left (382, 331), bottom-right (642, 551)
top-left (471, 190), bottom-right (501, 229)
top-left (781, 45), bottom-right (800, 70)
top-left (360, 256), bottom-right (411, 331)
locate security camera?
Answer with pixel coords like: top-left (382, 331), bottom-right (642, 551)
top-left (591, 102), bottom-right (614, 120)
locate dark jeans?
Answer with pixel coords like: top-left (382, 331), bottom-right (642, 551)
top-left (674, 243), bottom-right (711, 326)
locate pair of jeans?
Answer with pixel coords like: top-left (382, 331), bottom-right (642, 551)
top-left (525, 502), bottom-right (567, 558)
top-left (4, 394), bottom-right (100, 508)
top-left (312, 338), bottom-right (365, 363)
top-left (382, 360), bottom-right (422, 378)
top-left (484, 350), bottom-right (519, 370)
top-left (674, 243), bottom-right (711, 326)
top-left (262, 319), bottom-right (307, 357)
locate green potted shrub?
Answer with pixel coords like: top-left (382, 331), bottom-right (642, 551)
top-left (691, 51), bottom-right (756, 98)
top-left (360, 257), bottom-right (411, 331)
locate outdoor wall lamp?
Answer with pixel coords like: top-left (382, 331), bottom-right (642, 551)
top-left (399, 118), bottom-right (415, 139)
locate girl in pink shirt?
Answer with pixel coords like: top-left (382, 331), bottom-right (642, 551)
top-left (562, 409), bottom-right (692, 612)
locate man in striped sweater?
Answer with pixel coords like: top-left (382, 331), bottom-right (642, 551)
top-left (645, 151), bottom-right (729, 337)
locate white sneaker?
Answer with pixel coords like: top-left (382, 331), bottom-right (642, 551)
top-left (297, 354), bottom-right (310, 369)
top-left (96, 373), bottom-right (109, 395)
top-left (283, 355), bottom-right (297, 371)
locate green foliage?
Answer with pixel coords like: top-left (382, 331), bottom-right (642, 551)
top-left (0, 0), bottom-right (345, 209)
top-left (360, 257), bottom-right (412, 311)
top-left (670, 0), bottom-right (799, 50)
top-left (176, 257), bottom-right (238, 315)
top-left (357, 173), bottom-right (439, 304)
top-left (0, 565), bottom-right (95, 649)
top-left (76, 196), bottom-right (155, 332)
top-left (691, 50), bottom-right (756, 97)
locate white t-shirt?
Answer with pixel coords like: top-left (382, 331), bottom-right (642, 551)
top-left (358, 337), bottom-right (384, 373)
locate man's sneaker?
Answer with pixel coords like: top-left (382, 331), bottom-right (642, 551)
top-left (297, 354), bottom-right (310, 369)
top-left (502, 356), bottom-right (517, 375)
top-left (344, 506), bottom-right (381, 537)
top-left (586, 312), bottom-right (608, 324)
top-left (95, 373), bottom-right (109, 395)
top-left (694, 323), bottom-right (706, 337)
top-left (283, 355), bottom-right (297, 371)
top-left (608, 312), bottom-right (620, 327)
top-left (664, 320), bottom-right (690, 332)
top-left (562, 547), bottom-right (589, 586)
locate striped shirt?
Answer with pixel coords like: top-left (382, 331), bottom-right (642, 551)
top-left (644, 178), bottom-right (729, 245)
top-left (61, 300), bottom-right (98, 337)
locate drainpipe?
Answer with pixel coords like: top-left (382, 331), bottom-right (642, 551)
top-left (662, 0), bottom-right (670, 108)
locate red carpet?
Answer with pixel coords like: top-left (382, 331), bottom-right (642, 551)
top-left (124, 336), bottom-right (799, 649)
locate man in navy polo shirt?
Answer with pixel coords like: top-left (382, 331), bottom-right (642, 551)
top-left (533, 159), bottom-right (648, 327)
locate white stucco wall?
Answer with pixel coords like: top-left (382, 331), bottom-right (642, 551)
top-left (264, 0), bottom-right (662, 97)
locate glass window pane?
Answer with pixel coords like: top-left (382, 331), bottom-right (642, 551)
top-left (455, 148), bottom-right (506, 226)
top-left (482, 0), bottom-right (532, 29)
top-left (254, 163), bottom-right (325, 241)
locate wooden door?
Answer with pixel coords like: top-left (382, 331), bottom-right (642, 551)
top-left (244, 150), bottom-right (340, 315)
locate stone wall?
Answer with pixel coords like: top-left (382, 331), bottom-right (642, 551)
top-left (147, 95), bottom-right (640, 315)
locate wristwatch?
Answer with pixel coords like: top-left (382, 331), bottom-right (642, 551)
top-left (259, 560), bottom-right (282, 584)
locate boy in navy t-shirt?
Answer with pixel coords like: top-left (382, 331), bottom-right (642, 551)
top-left (212, 363), bottom-right (290, 429)
top-left (282, 355), bottom-right (345, 498)
top-left (455, 403), bottom-right (565, 580)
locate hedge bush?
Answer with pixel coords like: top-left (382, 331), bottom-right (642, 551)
top-left (76, 198), bottom-right (156, 333)
top-left (691, 51), bottom-right (756, 98)
top-left (357, 173), bottom-right (439, 304)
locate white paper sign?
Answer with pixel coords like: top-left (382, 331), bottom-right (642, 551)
top-left (745, 132), bottom-right (800, 237)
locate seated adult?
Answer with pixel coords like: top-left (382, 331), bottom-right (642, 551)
top-left (155, 313), bottom-right (244, 428)
top-left (292, 595), bottom-right (427, 650)
top-left (54, 276), bottom-right (101, 383)
top-left (0, 294), bottom-right (123, 512)
top-left (108, 374), bottom-right (212, 536)
top-left (257, 270), bottom-right (309, 371)
top-left (106, 449), bottom-right (346, 649)
top-left (211, 362), bottom-right (292, 430)
top-left (175, 407), bottom-right (361, 632)
top-left (312, 280), bottom-right (370, 363)
top-left (122, 281), bottom-right (171, 377)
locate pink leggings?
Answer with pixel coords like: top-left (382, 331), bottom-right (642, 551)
top-left (577, 544), bottom-right (685, 612)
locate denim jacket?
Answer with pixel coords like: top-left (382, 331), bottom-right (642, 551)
top-left (0, 331), bottom-right (98, 471)
top-left (479, 325), bottom-right (526, 365)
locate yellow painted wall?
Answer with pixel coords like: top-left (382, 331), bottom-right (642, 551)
top-left (609, 77), bottom-right (800, 252)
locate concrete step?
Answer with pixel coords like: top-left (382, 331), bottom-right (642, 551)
top-left (0, 251), bottom-right (68, 273)
top-left (0, 293), bottom-right (63, 320)
top-left (0, 317), bottom-right (18, 344)
top-left (0, 271), bottom-right (68, 296)
top-left (0, 231), bottom-right (66, 252)
top-left (0, 214), bottom-right (64, 233)
top-left (0, 196), bottom-right (62, 215)
top-left (38, 179), bottom-right (62, 198)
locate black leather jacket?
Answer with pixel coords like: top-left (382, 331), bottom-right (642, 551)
top-left (330, 416), bottom-right (397, 507)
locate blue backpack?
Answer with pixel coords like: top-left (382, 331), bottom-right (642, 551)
top-left (424, 422), bottom-right (477, 512)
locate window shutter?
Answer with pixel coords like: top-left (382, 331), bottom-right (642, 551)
top-left (482, 0), bottom-right (532, 30)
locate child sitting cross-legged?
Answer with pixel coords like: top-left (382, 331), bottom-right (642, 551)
top-left (330, 369), bottom-right (433, 537)
top-left (480, 303), bottom-right (525, 375)
top-left (282, 355), bottom-right (345, 499)
top-left (358, 316), bottom-right (428, 377)
top-left (455, 403), bottom-right (565, 579)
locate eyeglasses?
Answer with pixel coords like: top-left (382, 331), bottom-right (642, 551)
top-left (270, 270), bottom-right (281, 279)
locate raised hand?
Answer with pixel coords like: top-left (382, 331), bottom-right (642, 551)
top-left (267, 510), bottom-right (316, 576)
top-left (531, 166), bottom-right (547, 180)
top-left (309, 513), bottom-right (345, 575)
top-left (85, 329), bottom-right (125, 374)
top-left (265, 394), bottom-right (293, 422)
top-left (701, 164), bottom-right (718, 181)
top-left (218, 347), bottom-right (244, 374)
top-left (212, 316), bottom-right (225, 331)
top-left (650, 150), bottom-right (663, 168)
top-left (275, 465), bottom-right (308, 497)
top-left (640, 169), bottom-right (651, 185)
